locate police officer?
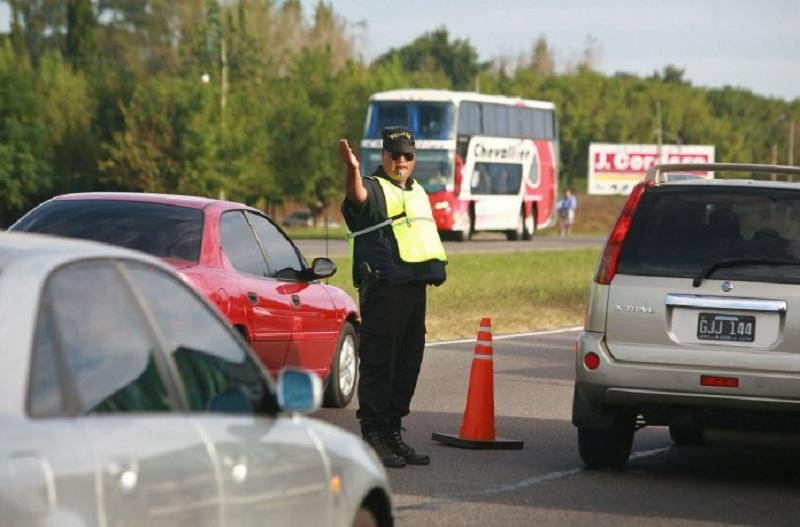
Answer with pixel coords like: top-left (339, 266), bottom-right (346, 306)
top-left (339, 126), bottom-right (447, 468)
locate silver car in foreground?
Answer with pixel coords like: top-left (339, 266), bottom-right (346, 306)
top-left (0, 232), bottom-right (392, 526)
top-left (574, 163), bottom-right (800, 468)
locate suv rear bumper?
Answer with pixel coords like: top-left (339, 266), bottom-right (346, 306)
top-left (574, 331), bottom-right (800, 431)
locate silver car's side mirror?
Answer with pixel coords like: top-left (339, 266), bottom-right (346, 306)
top-left (277, 368), bottom-right (322, 413)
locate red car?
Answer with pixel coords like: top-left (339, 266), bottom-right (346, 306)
top-left (11, 193), bottom-right (360, 407)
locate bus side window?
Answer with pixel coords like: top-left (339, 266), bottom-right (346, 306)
top-left (509, 107), bottom-right (525, 138)
top-left (494, 170), bottom-right (508, 194)
top-left (546, 110), bottom-right (556, 139)
top-left (418, 103), bottom-right (452, 139)
top-left (458, 102), bottom-right (482, 135)
top-left (532, 109), bottom-right (555, 140)
top-left (375, 102), bottom-right (408, 133)
top-left (472, 169), bottom-right (489, 194)
top-left (492, 105), bottom-right (510, 137)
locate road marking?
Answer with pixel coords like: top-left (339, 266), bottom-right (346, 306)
top-left (451, 468), bottom-right (583, 497)
top-left (427, 326), bottom-right (582, 348)
top-left (629, 446), bottom-right (671, 460)
top-left (395, 445), bottom-right (672, 513)
top-left (450, 446), bottom-right (669, 498)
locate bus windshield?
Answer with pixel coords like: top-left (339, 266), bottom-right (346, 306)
top-left (413, 150), bottom-right (453, 193)
top-left (365, 101), bottom-right (455, 140)
top-left (360, 149), bottom-right (453, 194)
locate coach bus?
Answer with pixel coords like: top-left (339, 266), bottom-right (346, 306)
top-left (360, 89), bottom-right (559, 241)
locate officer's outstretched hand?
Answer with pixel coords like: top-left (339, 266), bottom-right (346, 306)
top-left (339, 139), bottom-right (359, 172)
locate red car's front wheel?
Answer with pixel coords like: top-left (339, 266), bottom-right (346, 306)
top-left (323, 322), bottom-right (358, 408)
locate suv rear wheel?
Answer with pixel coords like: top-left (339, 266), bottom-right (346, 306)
top-left (668, 424), bottom-right (705, 445)
top-left (577, 415), bottom-right (635, 469)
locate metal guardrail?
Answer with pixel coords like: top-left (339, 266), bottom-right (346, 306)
top-left (645, 163), bottom-right (800, 184)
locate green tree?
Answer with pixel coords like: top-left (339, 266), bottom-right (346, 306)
top-left (374, 27), bottom-right (482, 90)
top-left (66, 0), bottom-right (97, 71)
top-left (0, 41), bottom-right (52, 225)
top-left (7, 0), bottom-right (65, 64)
top-left (651, 64), bottom-right (689, 85)
top-left (37, 50), bottom-right (97, 195)
top-left (530, 35), bottom-right (554, 76)
top-left (269, 48), bottom-right (342, 211)
top-left (307, 1), bottom-right (354, 72)
top-left (100, 77), bottom-right (198, 193)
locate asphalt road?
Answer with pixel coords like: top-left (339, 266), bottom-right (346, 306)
top-left (316, 329), bottom-right (800, 526)
top-left (295, 234), bottom-right (604, 259)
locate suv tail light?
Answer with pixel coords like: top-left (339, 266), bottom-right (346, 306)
top-left (594, 180), bottom-right (652, 285)
top-left (700, 375), bottom-right (739, 388)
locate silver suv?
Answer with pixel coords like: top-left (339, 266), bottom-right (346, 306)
top-left (574, 163), bottom-right (800, 468)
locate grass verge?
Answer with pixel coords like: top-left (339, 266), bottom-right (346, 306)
top-left (283, 226), bottom-right (348, 239)
top-left (283, 192), bottom-right (625, 239)
top-left (328, 247), bottom-right (600, 342)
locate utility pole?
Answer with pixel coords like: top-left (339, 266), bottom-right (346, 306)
top-left (771, 143), bottom-right (778, 181)
top-left (218, 37), bottom-right (229, 202)
top-left (789, 117), bottom-right (795, 166)
top-left (220, 37), bottom-right (228, 128)
top-left (655, 101), bottom-right (663, 158)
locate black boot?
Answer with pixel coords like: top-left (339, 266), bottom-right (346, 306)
top-left (384, 429), bottom-right (430, 465)
top-left (361, 426), bottom-right (406, 468)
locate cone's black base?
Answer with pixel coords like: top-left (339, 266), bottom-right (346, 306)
top-left (431, 432), bottom-right (524, 450)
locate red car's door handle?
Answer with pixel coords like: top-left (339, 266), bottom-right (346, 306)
top-left (247, 291), bottom-right (258, 305)
top-left (291, 294), bottom-right (301, 307)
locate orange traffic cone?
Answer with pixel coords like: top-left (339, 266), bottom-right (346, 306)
top-left (432, 317), bottom-right (523, 450)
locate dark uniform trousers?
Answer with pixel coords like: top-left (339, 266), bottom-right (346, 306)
top-left (356, 279), bottom-right (427, 432)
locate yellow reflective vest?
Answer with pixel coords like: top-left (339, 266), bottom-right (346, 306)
top-left (348, 176), bottom-right (447, 264)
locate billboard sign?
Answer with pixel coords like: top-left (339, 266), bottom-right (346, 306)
top-left (588, 143), bottom-right (715, 195)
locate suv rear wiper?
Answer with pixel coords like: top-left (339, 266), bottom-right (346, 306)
top-left (693, 257), bottom-right (800, 287)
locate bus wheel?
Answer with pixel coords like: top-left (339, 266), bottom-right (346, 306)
top-left (468, 205), bottom-right (476, 240)
top-left (522, 209), bottom-right (535, 240)
top-left (506, 214), bottom-right (524, 241)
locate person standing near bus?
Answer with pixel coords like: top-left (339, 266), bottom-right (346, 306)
top-left (339, 126), bottom-right (447, 468)
top-left (558, 188), bottom-right (577, 237)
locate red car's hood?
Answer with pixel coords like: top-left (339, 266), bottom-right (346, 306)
top-left (160, 257), bottom-right (198, 270)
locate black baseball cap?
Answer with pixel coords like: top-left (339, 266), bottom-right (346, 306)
top-left (382, 126), bottom-right (416, 154)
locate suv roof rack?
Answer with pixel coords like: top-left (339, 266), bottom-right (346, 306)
top-left (645, 163), bottom-right (800, 185)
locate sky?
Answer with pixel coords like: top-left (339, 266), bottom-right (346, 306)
top-left (1, 1), bottom-right (797, 101)
top-left (307, 0), bottom-right (800, 102)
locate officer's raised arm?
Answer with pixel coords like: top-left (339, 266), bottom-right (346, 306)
top-left (339, 138), bottom-right (367, 205)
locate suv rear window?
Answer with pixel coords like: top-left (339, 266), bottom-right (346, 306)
top-left (13, 200), bottom-right (203, 262)
top-left (618, 186), bottom-right (800, 284)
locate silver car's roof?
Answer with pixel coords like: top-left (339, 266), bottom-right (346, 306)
top-left (0, 231), bottom-right (167, 274)
top-left (0, 232), bottom-right (172, 415)
top-left (649, 163), bottom-right (800, 190)
top-left (660, 178), bottom-right (800, 190)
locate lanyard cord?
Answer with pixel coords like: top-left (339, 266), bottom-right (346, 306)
top-left (386, 183), bottom-right (410, 226)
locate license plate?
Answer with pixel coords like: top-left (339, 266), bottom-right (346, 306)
top-left (697, 312), bottom-right (755, 342)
